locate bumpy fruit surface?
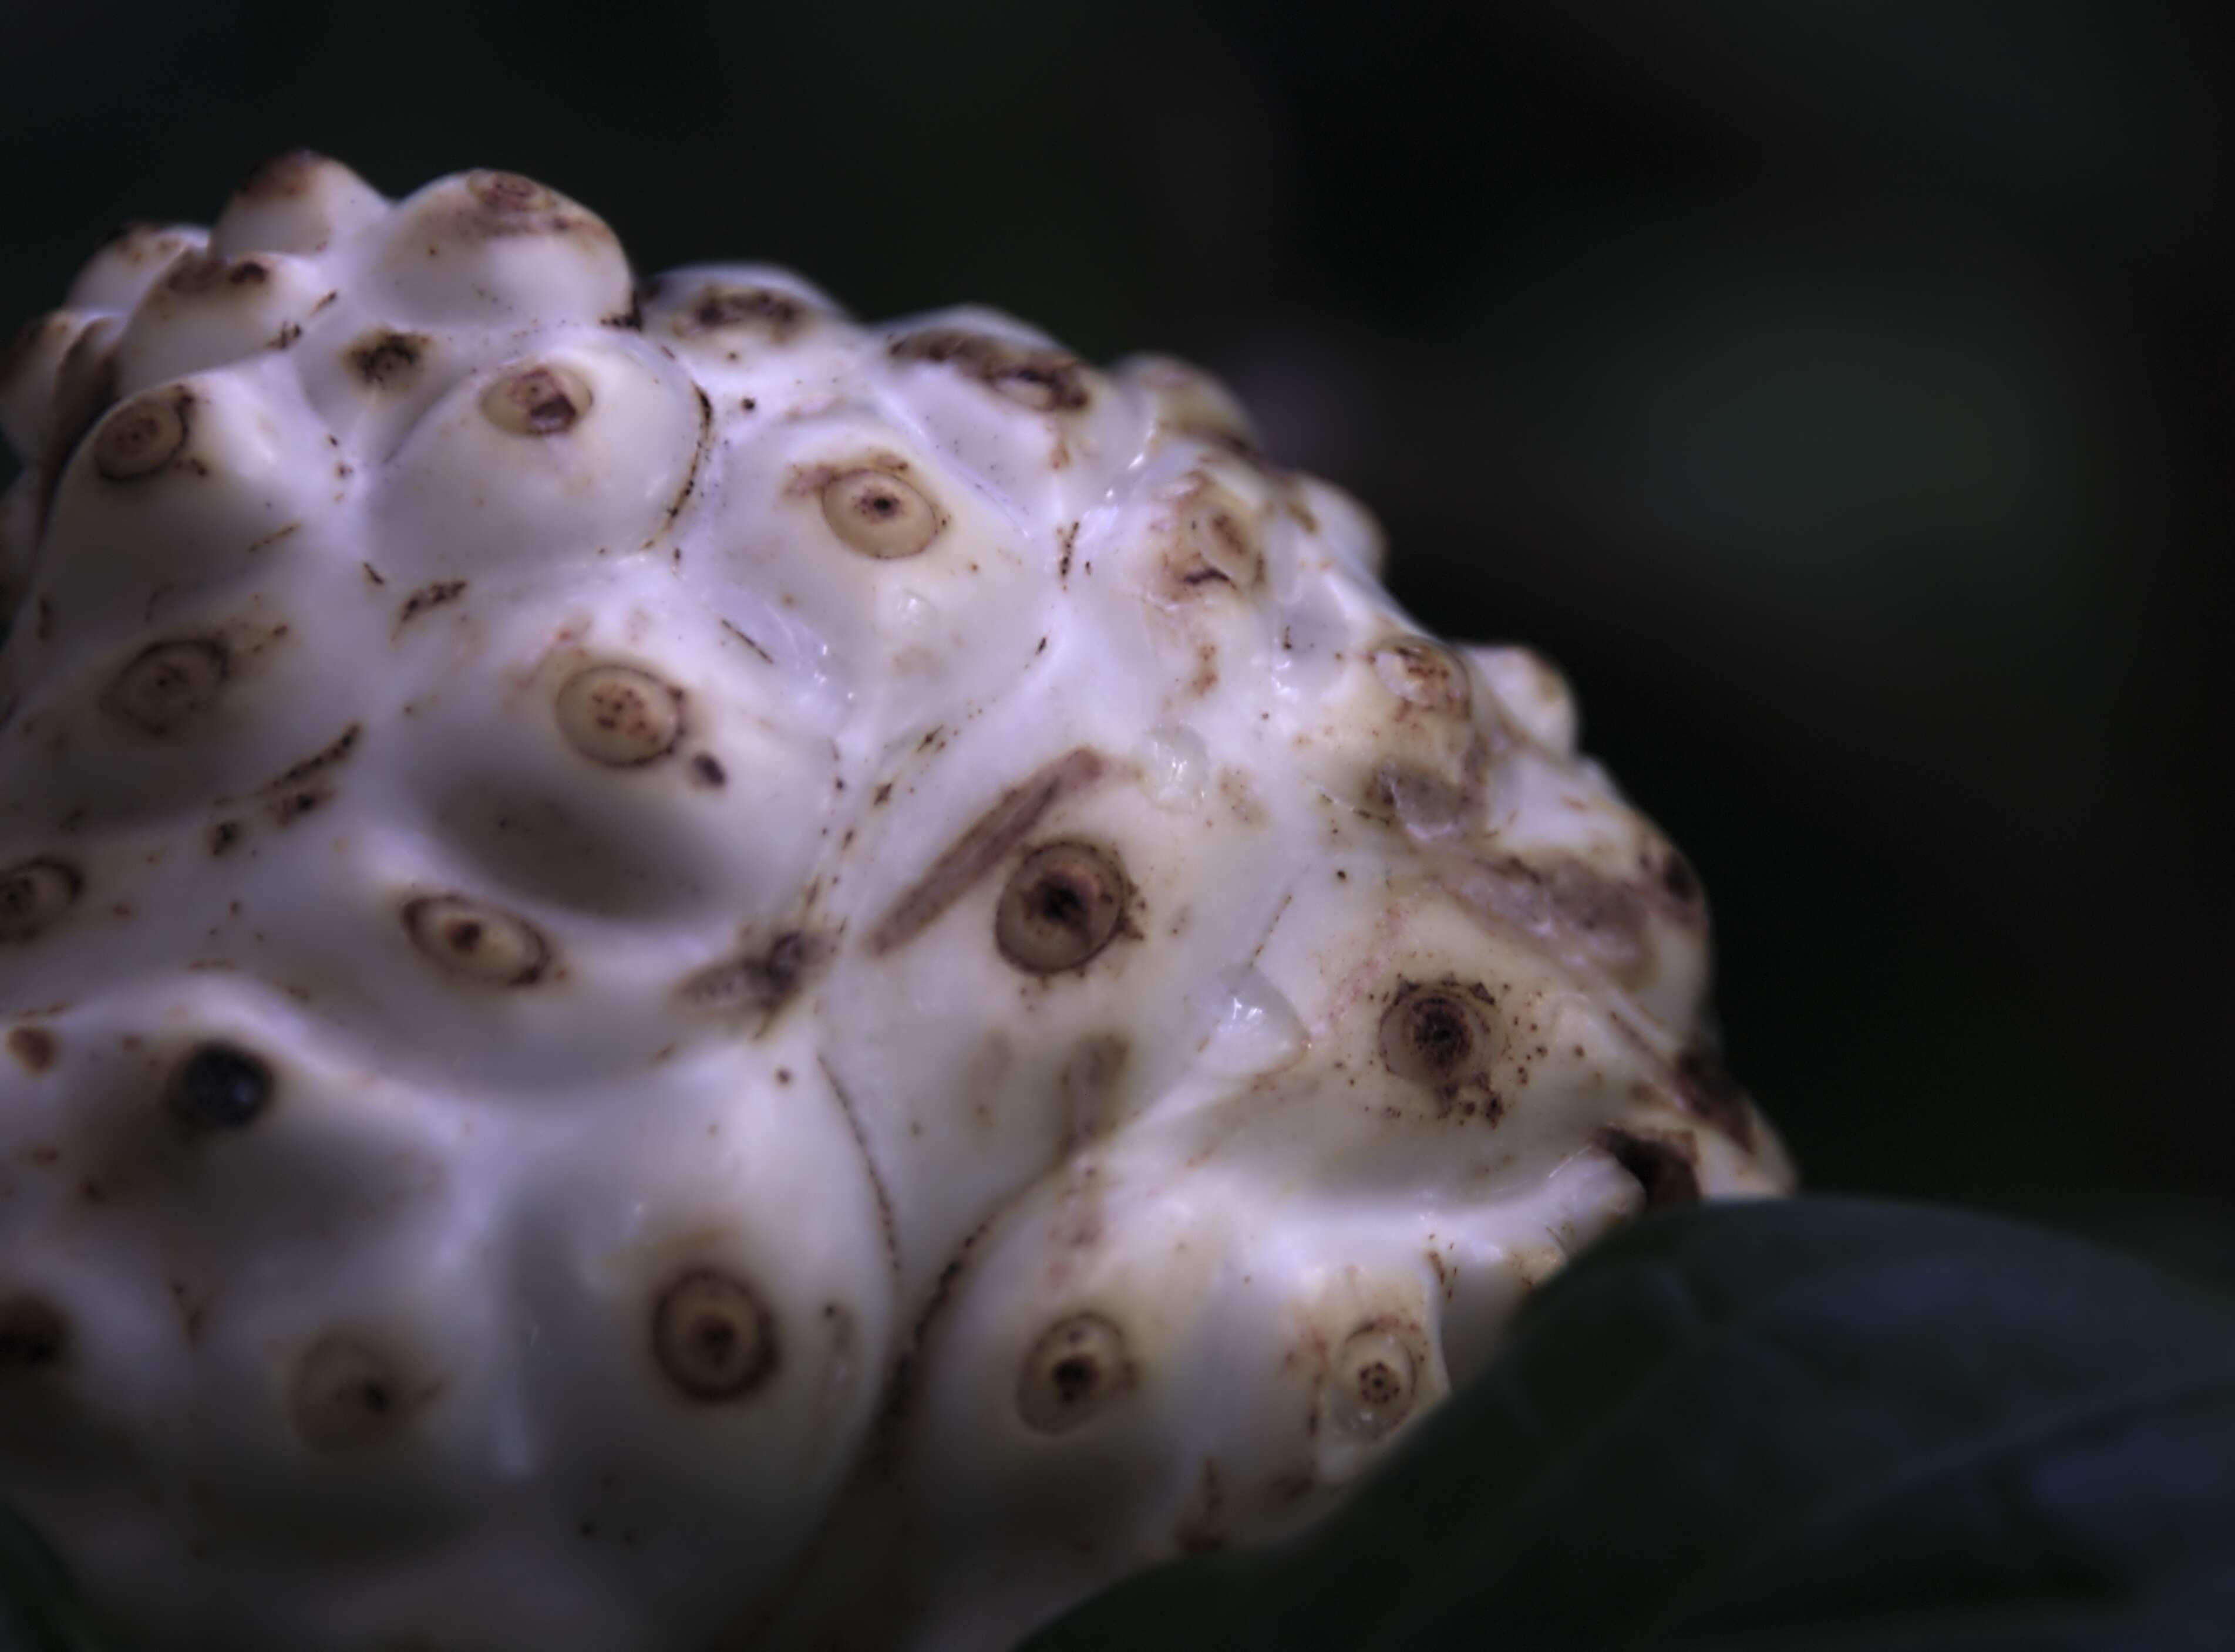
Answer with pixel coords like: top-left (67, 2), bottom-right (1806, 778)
top-left (0, 156), bottom-right (1793, 1651)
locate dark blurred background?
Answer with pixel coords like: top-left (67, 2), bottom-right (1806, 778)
top-left (4, 1), bottom-right (2228, 1259)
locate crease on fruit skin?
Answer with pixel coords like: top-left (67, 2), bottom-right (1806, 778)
top-left (0, 155), bottom-right (1792, 1652)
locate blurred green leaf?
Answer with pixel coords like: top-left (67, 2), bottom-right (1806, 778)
top-left (1028, 1198), bottom-right (2235, 1651)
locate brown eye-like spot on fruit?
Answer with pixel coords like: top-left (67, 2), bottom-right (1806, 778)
top-left (889, 329), bottom-right (1093, 412)
top-left (0, 1296), bottom-right (68, 1374)
top-left (166, 1041), bottom-right (274, 1131)
top-left (553, 663), bottom-right (684, 766)
top-left (652, 1267), bottom-right (777, 1402)
top-left (479, 362), bottom-right (593, 436)
top-left (1371, 637), bottom-right (1471, 716)
top-left (402, 895), bottom-right (551, 987)
top-left (995, 841), bottom-right (1130, 975)
top-left (100, 638), bottom-right (229, 735)
top-left (1157, 474), bottom-right (1264, 601)
top-left (1378, 979), bottom-right (1496, 1103)
top-left (162, 251), bottom-right (270, 296)
top-left (291, 1334), bottom-right (415, 1453)
top-left (1327, 1324), bottom-right (1418, 1439)
top-left (347, 329), bottom-right (428, 390)
top-left (0, 857), bottom-right (83, 943)
top-left (672, 285), bottom-right (808, 342)
top-left (1017, 1312), bottom-right (1133, 1433)
top-left (820, 468), bottom-right (941, 559)
top-left (1597, 1124), bottom-right (1702, 1211)
top-left (92, 388), bottom-right (191, 481)
top-left (467, 170), bottom-right (557, 218)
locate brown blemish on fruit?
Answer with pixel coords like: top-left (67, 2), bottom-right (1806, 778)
top-left (1156, 474), bottom-right (1265, 603)
top-left (1016, 1312), bottom-right (1133, 1433)
top-left (671, 284), bottom-right (810, 342)
top-left (264, 723), bottom-right (361, 791)
top-left (165, 1041), bottom-right (274, 1131)
top-left (394, 579), bottom-right (467, 633)
top-left (92, 386), bottom-right (192, 482)
top-left (869, 748), bottom-right (1109, 955)
top-left (1378, 979), bottom-right (1501, 1120)
top-left (1219, 768), bottom-right (1267, 827)
top-left (449, 170), bottom-right (607, 242)
top-left (995, 841), bottom-right (1132, 976)
top-left (480, 362), bottom-right (593, 436)
top-left (890, 328), bottom-right (1093, 412)
top-left (348, 329), bottom-right (429, 390)
top-left (402, 895), bottom-right (552, 987)
top-left (677, 930), bottom-right (832, 1020)
top-left (242, 723), bottom-right (360, 827)
top-left (1597, 1124), bottom-right (1701, 1211)
top-left (0, 857), bottom-right (83, 944)
top-left (652, 1266), bottom-right (777, 1402)
top-left (553, 663), bottom-right (683, 766)
top-left (6, 1027), bottom-right (56, 1073)
top-left (1437, 852), bottom-right (1657, 986)
top-left (290, 1333), bottom-right (423, 1453)
top-left (161, 251), bottom-right (272, 296)
top-left (207, 820), bottom-right (243, 857)
top-left (664, 387), bottom-right (714, 531)
top-left (100, 638), bottom-right (230, 736)
top-left (0, 1296), bottom-right (67, 1373)
top-left (1371, 637), bottom-right (1471, 715)
top-left (1672, 1044), bottom-right (1754, 1149)
top-left (1060, 1033), bottom-right (1130, 1148)
top-left (691, 753), bottom-right (726, 788)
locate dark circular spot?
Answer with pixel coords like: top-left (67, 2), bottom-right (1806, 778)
top-left (819, 468), bottom-right (940, 558)
top-left (995, 841), bottom-right (1130, 975)
top-left (167, 1042), bottom-right (273, 1131)
top-left (1378, 979), bottom-right (1499, 1105)
top-left (652, 1267), bottom-right (777, 1402)
top-left (1018, 1312), bottom-right (1132, 1432)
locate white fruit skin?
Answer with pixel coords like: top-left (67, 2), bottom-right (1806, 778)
top-left (0, 159), bottom-right (1792, 1652)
